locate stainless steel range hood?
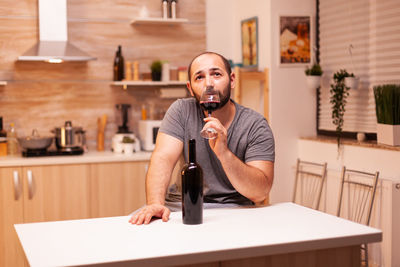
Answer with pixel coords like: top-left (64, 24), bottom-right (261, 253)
top-left (18, 0), bottom-right (96, 63)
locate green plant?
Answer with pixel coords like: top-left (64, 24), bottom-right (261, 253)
top-left (330, 69), bottom-right (350, 147)
top-left (373, 84), bottom-right (400, 125)
top-left (150, 60), bottom-right (162, 73)
top-left (305, 63), bottom-right (323, 76)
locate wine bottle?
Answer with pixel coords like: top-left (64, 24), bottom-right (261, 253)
top-left (113, 45), bottom-right (125, 81)
top-left (181, 139), bottom-right (203, 224)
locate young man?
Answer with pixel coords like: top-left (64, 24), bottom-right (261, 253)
top-left (129, 52), bottom-right (275, 225)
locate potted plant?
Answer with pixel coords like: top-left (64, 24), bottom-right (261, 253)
top-left (150, 60), bottom-right (162, 81)
top-left (344, 72), bottom-right (360, 89)
top-left (305, 63), bottom-right (323, 90)
top-left (330, 69), bottom-right (350, 148)
top-left (373, 84), bottom-right (400, 146)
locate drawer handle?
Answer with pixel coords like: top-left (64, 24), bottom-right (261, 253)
top-left (27, 170), bottom-right (35, 199)
top-left (13, 171), bottom-right (22, 201)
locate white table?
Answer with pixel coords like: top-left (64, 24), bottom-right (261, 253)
top-left (15, 202), bottom-right (381, 267)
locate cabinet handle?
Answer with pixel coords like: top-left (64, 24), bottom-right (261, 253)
top-left (27, 170), bottom-right (35, 199)
top-left (13, 171), bottom-right (22, 201)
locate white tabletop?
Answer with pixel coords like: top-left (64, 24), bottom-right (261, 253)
top-left (15, 202), bottom-right (382, 267)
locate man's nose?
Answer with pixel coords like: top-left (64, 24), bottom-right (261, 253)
top-left (205, 75), bottom-right (214, 87)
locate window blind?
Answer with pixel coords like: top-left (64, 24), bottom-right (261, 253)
top-left (318, 0), bottom-right (400, 133)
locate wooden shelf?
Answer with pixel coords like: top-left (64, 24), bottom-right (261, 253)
top-left (112, 80), bottom-right (187, 89)
top-left (130, 17), bottom-right (188, 25)
top-left (0, 81), bottom-right (7, 85)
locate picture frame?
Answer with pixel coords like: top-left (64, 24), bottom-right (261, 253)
top-left (279, 15), bottom-right (311, 66)
top-left (241, 16), bottom-right (258, 69)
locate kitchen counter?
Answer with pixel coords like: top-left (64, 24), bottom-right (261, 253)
top-left (15, 202), bottom-right (382, 267)
top-left (0, 151), bottom-right (152, 167)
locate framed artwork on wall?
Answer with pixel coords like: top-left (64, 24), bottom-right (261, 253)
top-left (241, 16), bottom-right (258, 69)
top-left (279, 15), bottom-right (311, 66)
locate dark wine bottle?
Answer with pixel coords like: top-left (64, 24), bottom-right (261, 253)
top-left (181, 139), bottom-right (203, 224)
top-left (113, 45), bottom-right (125, 81)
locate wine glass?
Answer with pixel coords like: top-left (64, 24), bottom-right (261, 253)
top-left (199, 87), bottom-right (221, 139)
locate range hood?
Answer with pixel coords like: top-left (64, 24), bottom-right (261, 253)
top-left (18, 0), bottom-right (96, 63)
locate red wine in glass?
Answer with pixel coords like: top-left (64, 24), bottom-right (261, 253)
top-left (199, 88), bottom-right (220, 139)
top-left (200, 100), bottom-right (221, 114)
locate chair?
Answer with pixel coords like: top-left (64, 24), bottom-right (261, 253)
top-left (336, 167), bottom-right (379, 267)
top-left (292, 159), bottom-right (327, 210)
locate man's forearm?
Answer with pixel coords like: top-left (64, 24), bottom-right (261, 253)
top-left (145, 152), bottom-right (175, 205)
top-left (218, 150), bottom-right (273, 203)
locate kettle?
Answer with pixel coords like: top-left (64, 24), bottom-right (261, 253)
top-left (52, 121), bottom-right (86, 151)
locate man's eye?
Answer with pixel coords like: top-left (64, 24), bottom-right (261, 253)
top-left (195, 76), bottom-right (203, 80)
top-left (213, 72), bottom-right (222, 77)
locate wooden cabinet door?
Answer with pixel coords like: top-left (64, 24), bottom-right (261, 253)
top-left (0, 167), bottom-right (25, 267)
top-left (22, 164), bottom-right (91, 223)
top-left (90, 161), bottom-right (148, 218)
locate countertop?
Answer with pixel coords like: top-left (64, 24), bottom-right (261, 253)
top-left (15, 202), bottom-right (382, 267)
top-left (0, 151), bottom-right (152, 167)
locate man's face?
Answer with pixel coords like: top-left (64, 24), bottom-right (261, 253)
top-left (188, 54), bottom-right (232, 108)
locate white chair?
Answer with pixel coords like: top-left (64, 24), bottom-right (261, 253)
top-left (336, 166), bottom-right (379, 267)
top-left (292, 158), bottom-right (327, 210)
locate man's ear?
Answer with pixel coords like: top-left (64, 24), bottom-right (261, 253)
top-left (230, 72), bottom-right (236, 90)
top-left (186, 81), bottom-right (195, 97)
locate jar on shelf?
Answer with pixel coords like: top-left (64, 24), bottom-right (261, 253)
top-left (178, 66), bottom-right (188, 81)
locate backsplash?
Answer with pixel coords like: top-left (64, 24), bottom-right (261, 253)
top-left (0, 0), bottom-right (205, 151)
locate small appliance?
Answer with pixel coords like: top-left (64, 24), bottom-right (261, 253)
top-left (138, 120), bottom-right (162, 151)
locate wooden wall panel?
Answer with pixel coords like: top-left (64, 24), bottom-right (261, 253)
top-left (0, 0), bottom-right (205, 151)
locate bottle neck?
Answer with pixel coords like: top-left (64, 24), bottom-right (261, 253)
top-left (188, 139), bottom-right (196, 163)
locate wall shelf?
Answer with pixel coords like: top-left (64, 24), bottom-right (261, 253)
top-left (0, 81), bottom-right (7, 85)
top-left (111, 80), bottom-right (187, 90)
top-left (130, 18), bottom-right (188, 25)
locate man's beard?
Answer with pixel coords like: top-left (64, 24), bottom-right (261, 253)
top-left (193, 83), bottom-right (231, 110)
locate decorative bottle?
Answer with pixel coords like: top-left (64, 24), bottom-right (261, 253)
top-left (181, 139), bottom-right (203, 224)
top-left (113, 45), bottom-right (125, 81)
top-left (7, 123), bottom-right (18, 155)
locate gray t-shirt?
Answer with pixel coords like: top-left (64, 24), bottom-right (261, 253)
top-left (160, 98), bottom-right (275, 205)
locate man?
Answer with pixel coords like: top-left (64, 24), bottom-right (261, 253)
top-left (129, 52), bottom-right (274, 225)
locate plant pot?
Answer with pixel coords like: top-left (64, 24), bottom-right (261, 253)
top-left (377, 123), bottom-right (400, 146)
top-left (305, 75), bottom-right (321, 90)
top-left (151, 71), bottom-right (161, 81)
top-left (345, 77), bottom-right (359, 89)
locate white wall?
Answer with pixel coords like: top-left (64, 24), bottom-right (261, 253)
top-left (206, 0), bottom-right (271, 69)
top-left (268, 0), bottom-right (316, 203)
top-left (206, 0), bottom-right (316, 203)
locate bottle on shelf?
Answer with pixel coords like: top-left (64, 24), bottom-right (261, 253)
top-left (162, 0), bottom-right (168, 19)
top-left (171, 0), bottom-right (177, 19)
top-left (7, 122), bottom-right (18, 156)
top-left (113, 45), bottom-right (125, 81)
top-left (0, 117), bottom-right (8, 156)
top-left (181, 139), bottom-right (203, 224)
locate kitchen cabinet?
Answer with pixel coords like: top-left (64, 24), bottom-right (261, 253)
top-left (0, 156), bottom-right (150, 267)
top-left (22, 165), bottom-right (91, 223)
top-left (90, 161), bottom-right (148, 218)
top-left (0, 168), bottom-right (25, 267)
top-left (0, 164), bottom-right (90, 267)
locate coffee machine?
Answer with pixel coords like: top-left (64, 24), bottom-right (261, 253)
top-left (112, 104), bottom-right (140, 153)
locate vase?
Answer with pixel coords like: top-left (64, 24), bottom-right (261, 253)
top-left (377, 123), bottom-right (400, 146)
top-left (345, 77), bottom-right (360, 89)
top-left (305, 76), bottom-right (321, 90)
top-left (151, 71), bottom-right (161, 81)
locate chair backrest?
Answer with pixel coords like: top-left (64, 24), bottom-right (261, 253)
top-left (336, 167), bottom-right (379, 226)
top-left (292, 159), bottom-right (327, 210)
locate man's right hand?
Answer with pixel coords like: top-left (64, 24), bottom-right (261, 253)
top-left (128, 204), bottom-right (171, 225)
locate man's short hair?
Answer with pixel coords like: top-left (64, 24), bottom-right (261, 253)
top-left (187, 52), bottom-right (232, 84)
